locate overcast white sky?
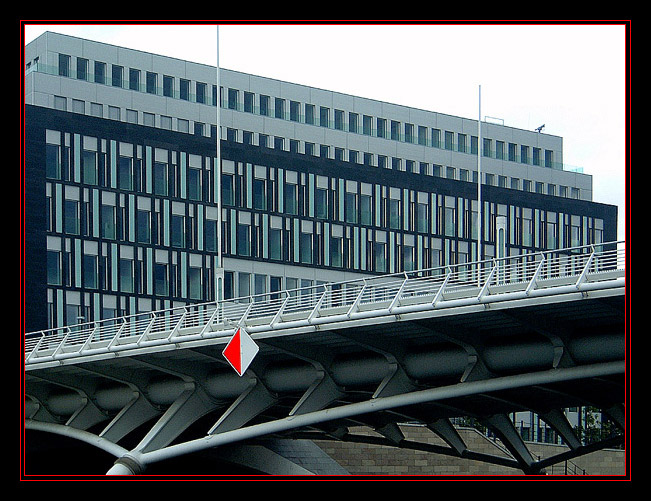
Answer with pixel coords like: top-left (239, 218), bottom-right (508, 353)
top-left (23, 22), bottom-right (628, 241)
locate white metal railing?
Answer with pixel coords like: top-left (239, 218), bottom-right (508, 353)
top-left (24, 241), bottom-right (626, 367)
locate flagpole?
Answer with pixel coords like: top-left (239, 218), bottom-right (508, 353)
top-left (216, 25), bottom-right (224, 301)
top-left (477, 85), bottom-right (482, 262)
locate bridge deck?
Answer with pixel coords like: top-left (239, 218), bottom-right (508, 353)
top-left (23, 242), bottom-right (627, 475)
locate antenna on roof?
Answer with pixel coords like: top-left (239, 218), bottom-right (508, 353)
top-left (535, 124), bottom-right (545, 133)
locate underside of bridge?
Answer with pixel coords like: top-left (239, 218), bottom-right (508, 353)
top-left (24, 290), bottom-right (627, 477)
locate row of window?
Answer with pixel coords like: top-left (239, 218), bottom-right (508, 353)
top-left (47, 171), bottom-right (603, 283)
top-left (44, 130), bottom-right (581, 244)
top-left (46, 237), bottom-right (214, 300)
top-left (45, 267), bottom-right (333, 328)
top-left (46, 52), bottom-right (559, 169)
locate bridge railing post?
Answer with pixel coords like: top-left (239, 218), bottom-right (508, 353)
top-left (271, 291), bottom-right (291, 327)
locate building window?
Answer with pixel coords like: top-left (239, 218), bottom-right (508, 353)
top-left (188, 167), bottom-right (201, 201)
top-left (533, 147), bottom-right (541, 166)
top-left (345, 191), bottom-right (357, 224)
top-left (117, 258), bottom-right (133, 293)
top-left (545, 150), bottom-right (554, 168)
top-left (82, 150), bottom-right (97, 185)
top-left (46, 144), bottom-right (61, 179)
top-left (445, 131), bottom-right (454, 150)
top-left (290, 100), bottom-right (301, 122)
top-left (391, 121), bottom-right (400, 141)
top-left (483, 138), bottom-right (492, 157)
top-left (154, 263), bottom-right (168, 296)
top-left (94, 62), bottom-right (106, 84)
top-left (508, 143), bottom-right (517, 162)
top-left (417, 202), bottom-right (428, 233)
top-left (237, 223), bottom-right (251, 256)
top-left (101, 205), bottom-right (115, 239)
top-left (254, 274), bottom-right (267, 299)
top-left (260, 95), bottom-right (270, 116)
top-left (418, 126), bottom-right (427, 146)
top-left (316, 187), bottom-right (328, 219)
top-left (76, 58), bottom-right (88, 81)
top-left (320, 107), bottom-right (329, 128)
top-left (129, 68), bottom-right (140, 91)
top-left (300, 232), bottom-right (313, 264)
top-left (405, 123), bottom-right (414, 143)
top-left (432, 129), bottom-right (441, 148)
top-left (349, 113), bottom-right (358, 133)
top-left (227, 88), bottom-right (238, 110)
top-left (270, 228), bottom-right (282, 260)
top-left (285, 182), bottom-right (298, 215)
top-left (403, 245), bottom-right (414, 272)
top-left (330, 235), bottom-right (343, 268)
top-left (244, 92), bottom-right (254, 113)
top-left (196, 82), bottom-right (206, 104)
top-left (163, 75), bottom-right (174, 97)
top-left (335, 109), bottom-right (345, 130)
top-left (363, 115), bottom-right (373, 136)
top-left (180, 79), bottom-right (190, 101)
top-left (171, 214), bottom-right (185, 248)
top-left (377, 118), bottom-right (387, 138)
top-left (238, 272), bottom-right (251, 297)
top-left (386, 197), bottom-right (400, 230)
top-left (119, 157), bottom-right (133, 191)
top-left (146, 72), bottom-right (157, 94)
top-left (112, 65), bottom-right (123, 87)
top-left (496, 141), bottom-right (505, 160)
top-left (58, 54), bottom-right (70, 77)
top-left (253, 178), bottom-right (266, 210)
top-left (154, 162), bottom-right (168, 196)
top-left (83, 254), bottom-right (98, 289)
top-left (205, 219), bottom-right (218, 253)
top-left (137, 210), bottom-right (151, 244)
top-left (305, 104), bottom-right (315, 125)
top-left (47, 250), bottom-right (61, 285)
top-left (64, 200), bottom-right (80, 235)
top-left (189, 266), bottom-right (202, 300)
top-left (275, 98), bottom-right (285, 119)
top-left (222, 173), bottom-right (235, 206)
top-left (458, 134), bottom-right (466, 153)
top-left (360, 194), bottom-right (372, 226)
top-left (374, 242), bottom-right (386, 273)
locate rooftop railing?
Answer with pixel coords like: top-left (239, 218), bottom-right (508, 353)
top-left (24, 241), bottom-right (626, 367)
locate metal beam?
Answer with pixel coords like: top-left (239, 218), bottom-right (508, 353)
top-left (133, 361), bottom-right (623, 471)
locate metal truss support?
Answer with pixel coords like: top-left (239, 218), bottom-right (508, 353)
top-left (259, 339), bottom-right (344, 416)
top-left (208, 377), bottom-right (277, 435)
top-left (133, 382), bottom-right (218, 454)
top-left (133, 361), bottom-right (623, 474)
top-left (483, 413), bottom-right (539, 474)
top-left (334, 330), bottom-right (416, 398)
top-left (99, 392), bottom-right (161, 444)
top-left (427, 418), bottom-right (468, 455)
top-left (539, 408), bottom-right (581, 450)
top-left (26, 372), bottom-right (108, 432)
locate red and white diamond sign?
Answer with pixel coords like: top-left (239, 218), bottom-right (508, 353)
top-left (222, 327), bottom-right (259, 376)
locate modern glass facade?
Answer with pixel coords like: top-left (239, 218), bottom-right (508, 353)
top-left (24, 32), bottom-right (617, 333)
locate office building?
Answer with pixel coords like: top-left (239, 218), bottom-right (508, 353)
top-left (24, 31), bottom-right (617, 333)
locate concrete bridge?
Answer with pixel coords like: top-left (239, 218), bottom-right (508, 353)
top-left (23, 242), bottom-right (627, 476)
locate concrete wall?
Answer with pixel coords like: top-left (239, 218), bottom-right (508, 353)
top-left (313, 424), bottom-right (625, 476)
